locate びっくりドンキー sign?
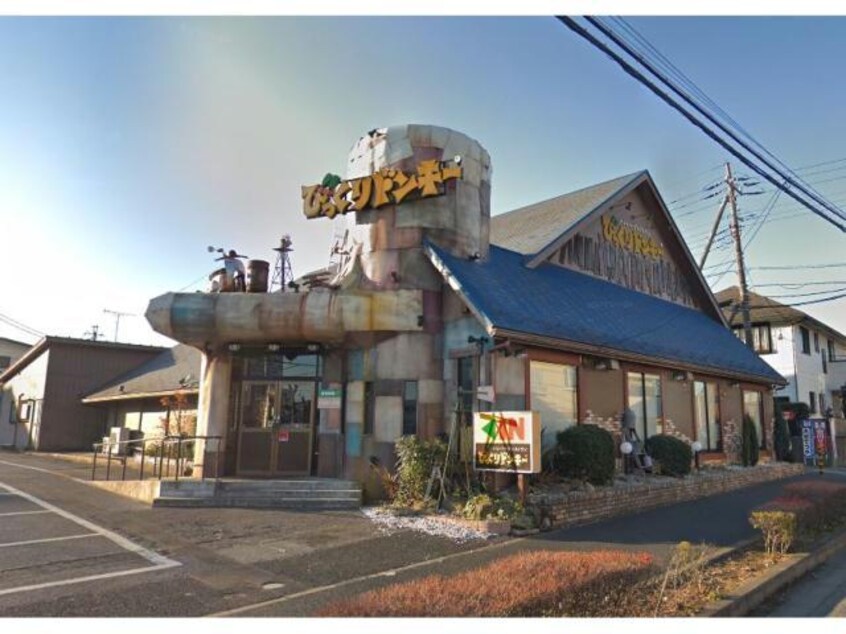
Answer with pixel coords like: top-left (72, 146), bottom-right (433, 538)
top-left (473, 411), bottom-right (541, 474)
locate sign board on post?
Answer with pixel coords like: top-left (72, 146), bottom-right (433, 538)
top-left (476, 385), bottom-right (495, 403)
top-left (473, 411), bottom-right (541, 474)
top-left (318, 388), bottom-right (342, 410)
top-left (800, 418), bottom-right (833, 468)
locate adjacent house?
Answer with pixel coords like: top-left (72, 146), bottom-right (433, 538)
top-left (82, 344), bottom-right (201, 439)
top-left (0, 336), bottom-right (31, 373)
top-left (715, 287), bottom-right (846, 421)
top-left (0, 337), bottom-right (164, 450)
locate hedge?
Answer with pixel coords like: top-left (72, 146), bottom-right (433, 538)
top-left (318, 549), bottom-right (655, 617)
top-left (644, 434), bottom-right (692, 477)
top-left (553, 424), bottom-right (615, 485)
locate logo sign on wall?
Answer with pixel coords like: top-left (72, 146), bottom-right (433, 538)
top-left (800, 418), bottom-right (832, 468)
top-left (473, 411), bottom-right (541, 474)
top-left (302, 159), bottom-right (463, 219)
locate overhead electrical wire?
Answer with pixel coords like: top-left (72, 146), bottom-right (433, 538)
top-left (0, 312), bottom-right (44, 339)
top-left (555, 16), bottom-right (846, 231)
top-left (594, 16), bottom-right (846, 227)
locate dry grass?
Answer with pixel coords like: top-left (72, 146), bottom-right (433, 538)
top-left (318, 549), bottom-right (655, 617)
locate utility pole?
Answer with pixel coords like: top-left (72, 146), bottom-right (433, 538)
top-left (725, 162), bottom-right (754, 350)
top-left (103, 309), bottom-right (134, 342)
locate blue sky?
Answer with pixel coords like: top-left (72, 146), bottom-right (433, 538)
top-left (1, 16), bottom-right (845, 346)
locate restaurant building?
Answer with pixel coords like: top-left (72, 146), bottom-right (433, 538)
top-left (145, 124), bottom-right (784, 487)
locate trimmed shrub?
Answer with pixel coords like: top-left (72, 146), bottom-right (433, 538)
top-left (749, 506), bottom-right (802, 556)
top-left (318, 549), bottom-right (655, 617)
top-left (773, 400), bottom-right (792, 462)
top-left (553, 424), bottom-right (615, 485)
top-left (644, 434), bottom-right (692, 477)
top-left (393, 436), bottom-right (447, 506)
top-left (741, 415), bottom-right (760, 467)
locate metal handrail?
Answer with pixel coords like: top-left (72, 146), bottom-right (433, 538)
top-left (91, 434), bottom-right (223, 483)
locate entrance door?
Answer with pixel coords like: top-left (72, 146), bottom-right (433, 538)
top-left (236, 379), bottom-right (316, 476)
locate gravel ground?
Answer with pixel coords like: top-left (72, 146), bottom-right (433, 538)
top-left (361, 507), bottom-right (495, 543)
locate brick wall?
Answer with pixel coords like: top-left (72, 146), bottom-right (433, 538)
top-left (529, 463), bottom-right (804, 530)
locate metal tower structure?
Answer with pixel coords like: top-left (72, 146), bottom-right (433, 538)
top-left (270, 235), bottom-right (294, 292)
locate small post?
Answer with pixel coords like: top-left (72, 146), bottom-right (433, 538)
top-left (158, 441), bottom-right (165, 481)
top-left (216, 436), bottom-right (224, 481)
top-left (91, 445), bottom-right (98, 481)
top-left (139, 440), bottom-right (146, 481)
top-left (121, 443), bottom-right (128, 481)
top-left (176, 437), bottom-right (182, 481)
top-left (105, 444), bottom-right (112, 481)
top-left (517, 474), bottom-right (527, 506)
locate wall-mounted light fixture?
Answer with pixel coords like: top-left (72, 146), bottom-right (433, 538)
top-left (227, 343), bottom-right (241, 352)
top-left (306, 343), bottom-right (320, 353)
top-left (267, 343), bottom-right (281, 352)
top-left (672, 370), bottom-right (692, 382)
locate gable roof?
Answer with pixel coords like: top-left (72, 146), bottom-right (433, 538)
top-left (0, 336), bottom-right (31, 349)
top-left (0, 336), bottom-right (165, 384)
top-left (83, 344), bottom-right (201, 403)
top-left (426, 242), bottom-right (785, 385)
top-left (715, 286), bottom-right (846, 345)
top-left (490, 171), bottom-right (643, 256)
top-left (491, 170), bottom-right (726, 324)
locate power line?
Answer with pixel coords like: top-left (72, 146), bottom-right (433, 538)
top-left (753, 262), bottom-right (846, 271)
top-left (0, 312), bottom-right (44, 339)
top-left (753, 280), bottom-right (846, 289)
top-left (763, 287), bottom-right (846, 299)
top-left (557, 16), bottom-right (846, 231)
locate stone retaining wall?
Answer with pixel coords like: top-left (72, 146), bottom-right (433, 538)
top-left (529, 463), bottom-right (805, 530)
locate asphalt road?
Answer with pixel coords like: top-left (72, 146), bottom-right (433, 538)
top-left (0, 450), bottom-right (823, 617)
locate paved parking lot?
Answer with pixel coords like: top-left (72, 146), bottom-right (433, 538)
top-left (0, 480), bottom-right (180, 599)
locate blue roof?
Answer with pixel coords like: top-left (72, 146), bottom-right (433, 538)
top-left (428, 243), bottom-right (784, 384)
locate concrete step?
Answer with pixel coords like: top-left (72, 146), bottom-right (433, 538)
top-left (215, 490), bottom-right (361, 500)
top-left (153, 496), bottom-right (361, 510)
top-left (217, 480), bottom-right (360, 492)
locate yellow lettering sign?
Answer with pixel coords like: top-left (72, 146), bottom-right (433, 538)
top-left (600, 215), bottom-right (664, 260)
top-left (302, 160), bottom-right (462, 219)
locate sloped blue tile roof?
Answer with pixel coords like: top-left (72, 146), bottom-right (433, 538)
top-left (429, 243), bottom-right (784, 384)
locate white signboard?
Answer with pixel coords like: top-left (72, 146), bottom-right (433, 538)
top-left (473, 411), bottom-right (541, 474)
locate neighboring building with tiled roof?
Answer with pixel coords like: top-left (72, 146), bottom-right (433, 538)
top-left (715, 286), bottom-right (846, 418)
top-left (82, 345), bottom-right (200, 439)
top-left (0, 337), bottom-right (164, 450)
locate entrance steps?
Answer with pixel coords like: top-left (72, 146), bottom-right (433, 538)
top-left (152, 478), bottom-right (362, 510)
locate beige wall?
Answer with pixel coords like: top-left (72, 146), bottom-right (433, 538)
top-left (662, 373), bottom-right (694, 440)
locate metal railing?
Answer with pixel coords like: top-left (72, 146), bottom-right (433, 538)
top-left (91, 435), bottom-right (223, 482)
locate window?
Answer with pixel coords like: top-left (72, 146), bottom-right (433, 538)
top-left (530, 361), bottom-right (578, 453)
top-left (814, 332), bottom-right (820, 353)
top-left (801, 327), bottom-right (811, 354)
top-left (820, 393), bottom-right (827, 416)
top-left (627, 372), bottom-right (663, 440)
top-left (809, 391), bottom-right (817, 414)
top-left (402, 381), bottom-right (418, 436)
top-left (456, 357), bottom-right (475, 427)
top-left (733, 324), bottom-right (774, 354)
top-left (829, 340), bottom-right (837, 362)
top-left (693, 381), bottom-right (721, 451)
top-left (363, 381), bottom-right (375, 435)
top-left (743, 390), bottom-right (766, 449)
top-left (0, 355), bottom-right (10, 370)
top-left (823, 348), bottom-right (829, 374)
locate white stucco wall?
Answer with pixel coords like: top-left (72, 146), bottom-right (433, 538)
top-left (0, 350), bottom-right (50, 449)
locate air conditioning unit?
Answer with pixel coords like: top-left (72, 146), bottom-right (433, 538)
top-left (109, 426), bottom-right (130, 455)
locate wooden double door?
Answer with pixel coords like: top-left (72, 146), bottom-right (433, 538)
top-left (236, 380), bottom-right (316, 476)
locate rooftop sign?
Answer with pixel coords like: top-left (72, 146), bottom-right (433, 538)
top-left (302, 159), bottom-right (462, 219)
top-left (601, 215), bottom-right (664, 260)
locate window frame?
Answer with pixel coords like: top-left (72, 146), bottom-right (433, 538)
top-left (809, 391), bottom-right (817, 415)
top-left (626, 370), bottom-right (663, 441)
top-left (693, 380), bottom-right (721, 452)
top-left (800, 326), bottom-right (811, 355)
top-left (402, 380), bottom-right (418, 436)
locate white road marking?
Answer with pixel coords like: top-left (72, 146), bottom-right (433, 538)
top-left (0, 510), bottom-right (52, 517)
top-left (207, 533), bottom-right (520, 617)
top-left (0, 533), bottom-right (98, 548)
top-left (0, 480), bottom-right (179, 567)
top-left (0, 479), bottom-right (181, 597)
top-left (0, 565), bottom-right (177, 598)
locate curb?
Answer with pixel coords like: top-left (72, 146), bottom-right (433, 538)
top-left (698, 527), bottom-right (846, 617)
